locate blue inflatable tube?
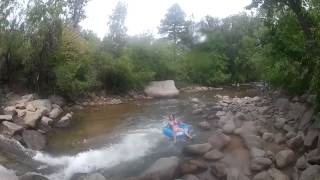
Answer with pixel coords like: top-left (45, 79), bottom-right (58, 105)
top-left (163, 123), bottom-right (192, 139)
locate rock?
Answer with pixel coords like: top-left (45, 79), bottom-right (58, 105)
top-left (75, 173), bottom-right (106, 180)
top-left (56, 112), bottom-right (73, 128)
top-left (143, 156), bottom-right (179, 180)
top-left (192, 109), bottom-right (202, 115)
top-left (274, 133), bottom-right (286, 144)
top-left (23, 110), bottom-right (42, 127)
top-left (242, 134), bottom-right (263, 149)
top-left (300, 165), bottom-right (320, 180)
top-left (182, 174), bottom-right (199, 180)
top-left (19, 172), bottom-right (49, 180)
top-left (268, 168), bottom-right (289, 180)
top-left (250, 157), bottom-right (272, 171)
top-left (48, 106), bottom-right (63, 119)
top-left (0, 121), bottom-right (23, 136)
top-left (286, 102), bottom-right (306, 121)
top-left (0, 165), bottom-right (18, 180)
top-left (275, 98), bottom-right (290, 112)
top-left (286, 131), bottom-right (296, 139)
top-left (49, 95), bottom-right (65, 107)
top-left (274, 118), bottom-right (286, 129)
top-left (227, 168), bottom-right (250, 180)
top-left (250, 147), bottom-right (266, 158)
top-left (22, 130), bottom-right (46, 150)
top-left (41, 116), bottom-right (53, 126)
top-left (180, 160), bottom-right (207, 175)
top-left (26, 104), bottom-right (36, 112)
top-left (29, 99), bottom-right (52, 114)
top-left (222, 120), bottom-right (236, 134)
top-left (3, 106), bottom-right (16, 116)
top-left (299, 109), bottom-right (314, 130)
top-left (287, 134), bottom-right (304, 150)
top-left (216, 111), bottom-right (226, 117)
top-left (184, 143), bottom-right (212, 155)
top-left (306, 148), bottom-right (320, 165)
top-left (262, 132), bottom-right (274, 142)
top-left (144, 80), bottom-right (179, 98)
top-left (304, 129), bottom-right (320, 147)
top-left (198, 121), bottom-right (210, 130)
top-left (0, 115), bottom-right (13, 121)
top-left (253, 171), bottom-right (272, 180)
top-left (15, 109), bottom-right (26, 117)
top-left (275, 149), bottom-right (295, 168)
top-left (296, 155), bottom-right (308, 170)
top-left (204, 149), bottom-right (224, 161)
top-left (211, 162), bottom-right (227, 178)
top-left (21, 94), bottom-right (37, 102)
top-left (190, 98), bottom-right (200, 103)
top-left (208, 130), bottom-right (231, 150)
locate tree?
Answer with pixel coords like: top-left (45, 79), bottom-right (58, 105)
top-left (66, 0), bottom-right (89, 29)
top-left (104, 1), bottom-right (128, 57)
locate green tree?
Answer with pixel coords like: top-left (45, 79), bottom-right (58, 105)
top-left (66, 0), bottom-right (89, 29)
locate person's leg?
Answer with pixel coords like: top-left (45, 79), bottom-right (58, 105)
top-left (173, 131), bottom-right (177, 143)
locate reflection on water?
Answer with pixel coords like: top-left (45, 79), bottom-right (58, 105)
top-left (37, 86), bottom-right (261, 179)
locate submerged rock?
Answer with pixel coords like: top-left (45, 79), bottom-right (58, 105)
top-left (56, 112), bottom-right (73, 128)
top-left (144, 80), bottom-right (179, 98)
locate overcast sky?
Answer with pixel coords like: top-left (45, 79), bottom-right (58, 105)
top-left (80, 0), bottom-right (252, 38)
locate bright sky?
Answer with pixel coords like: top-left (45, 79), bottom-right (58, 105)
top-left (80, 0), bottom-right (252, 38)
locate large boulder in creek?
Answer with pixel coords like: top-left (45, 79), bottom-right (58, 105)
top-left (55, 112), bottom-right (73, 128)
top-left (0, 165), bottom-right (18, 180)
top-left (144, 80), bottom-right (179, 98)
top-left (22, 130), bottom-right (46, 150)
top-left (184, 143), bottom-right (212, 155)
top-left (0, 115), bottom-right (13, 121)
top-left (0, 121), bottom-right (23, 136)
top-left (300, 165), bottom-right (320, 180)
top-left (143, 156), bottom-right (179, 180)
top-left (48, 105), bottom-right (63, 119)
top-left (275, 149), bottom-right (295, 168)
top-left (208, 130), bottom-right (231, 150)
top-left (22, 110), bottom-right (43, 128)
top-left (29, 99), bottom-right (52, 114)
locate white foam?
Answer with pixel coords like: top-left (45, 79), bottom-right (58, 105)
top-left (0, 165), bottom-right (18, 180)
top-left (33, 128), bottom-right (162, 180)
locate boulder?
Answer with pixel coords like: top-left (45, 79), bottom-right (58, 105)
top-left (299, 109), bottom-right (314, 130)
top-left (304, 129), bottom-right (320, 147)
top-left (23, 110), bottom-right (42, 127)
top-left (204, 149), bottom-right (224, 161)
top-left (15, 109), bottom-right (26, 117)
top-left (275, 98), bottom-right (290, 112)
top-left (0, 115), bottom-right (13, 121)
top-left (253, 171), bottom-right (272, 180)
top-left (3, 106), bottom-right (16, 116)
top-left (29, 99), bottom-right (52, 113)
top-left (0, 165), bottom-right (18, 180)
top-left (275, 149), bottom-right (295, 168)
top-left (210, 162), bottom-right (227, 178)
top-left (48, 106), bottom-right (63, 119)
top-left (22, 130), bottom-right (46, 150)
top-left (0, 121), bottom-right (23, 136)
top-left (262, 132), bottom-right (274, 142)
top-left (222, 120), bottom-right (236, 134)
top-left (198, 121), bottom-right (210, 130)
top-left (306, 148), bottom-right (320, 165)
top-left (286, 102), bottom-right (306, 121)
top-left (274, 118), bottom-right (286, 129)
top-left (49, 95), bottom-right (65, 107)
top-left (296, 155), bottom-right (308, 170)
top-left (180, 160), bottom-right (207, 175)
top-left (144, 80), bottom-right (179, 98)
top-left (56, 112), bottom-right (73, 128)
top-left (208, 130), bottom-right (231, 150)
top-left (26, 104), bottom-right (36, 112)
top-left (242, 134), bottom-right (263, 149)
top-left (268, 168), bottom-right (289, 180)
top-left (19, 172), bottom-right (49, 180)
top-left (182, 175), bottom-right (199, 180)
top-left (287, 134), bottom-right (304, 150)
top-left (250, 147), bottom-right (266, 158)
top-left (300, 165), bottom-right (320, 180)
top-left (143, 156), bottom-right (179, 180)
top-left (274, 133), bottom-right (286, 144)
top-left (184, 143), bottom-right (212, 155)
top-left (74, 173), bottom-right (106, 180)
top-left (250, 157), bottom-right (272, 171)
top-left (41, 116), bottom-right (53, 126)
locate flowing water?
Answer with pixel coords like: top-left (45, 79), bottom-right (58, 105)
top-left (30, 86), bottom-right (260, 180)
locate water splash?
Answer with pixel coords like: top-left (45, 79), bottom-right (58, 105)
top-left (33, 128), bottom-right (162, 180)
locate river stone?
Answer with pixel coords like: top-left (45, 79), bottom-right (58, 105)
top-left (182, 174), bottom-right (199, 180)
top-left (180, 160), bottom-right (207, 175)
top-left (26, 103), bottom-right (36, 112)
top-left (268, 168), bottom-right (289, 180)
top-left (23, 110), bottom-right (42, 127)
top-left (49, 95), bottom-right (65, 107)
top-left (75, 173), bottom-right (106, 180)
top-left (286, 102), bottom-right (306, 121)
top-left (304, 129), bottom-right (320, 147)
top-left (0, 121), bottom-right (23, 136)
top-left (198, 121), bottom-right (210, 130)
top-left (216, 111), bottom-right (226, 117)
top-left (250, 147), bottom-right (266, 158)
top-left (296, 155), bottom-right (308, 170)
top-left (250, 157), bottom-right (272, 171)
top-left (56, 112), bottom-right (73, 128)
top-left (49, 106), bottom-right (63, 119)
top-left (190, 98), bottom-right (200, 103)
top-left (204, 149), bottom-right (224, 161)
top-left (306, 148), bottom-right (320, 165)
top-left (19, 172), bottom-right (49, 180)
top-left (3, 106), bottom-right (17, 116)
top-left (184, 143), bottom-right (212, 155)
top-left (287, 134), bottom-right (304, 150)
top-left (274, 133), bottom-right (286, 144)
top-left (22, 130), bottom-right (46, 150)
top-left (253, 171), bottom-right (272, 180)
top-left (144, 80), bottom-right (179, 98)
top-left (262, 132), bottom-right (274, 142)
top-left (210, 162), bottom-right (227, 178)
top-left (0, 165), bottom-right (18, 180)
top-left (300, 165), bottom-right (320, 180)
top-left (275, 149), bottom-right (295, 168)
top-left (0, 115), bottom-right (13, 121)
top-left (143, 156), bottom-right (179, 180)
top-left (299, 109), bottom-right (314, 130)
top-left (227, 168), bottom-right (250, 180)
top-left (41, 116), bottom-right (53, 126)
top-left (222, 120), bottom-right (236, 134)
top-left (208, 130), bottom-right (231, 150)
top-left (29, 99), bottom-right (52, 114)
top-left (275, 98), bottom-right (290, 112)
top-left (274, 118), bottom-right (286, 129)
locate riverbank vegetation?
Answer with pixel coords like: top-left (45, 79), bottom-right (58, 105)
top-left (0, 0), bottom-right (319, 105)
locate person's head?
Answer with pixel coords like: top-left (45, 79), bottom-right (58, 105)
top-left (169, 114), bottom-right (175, 121)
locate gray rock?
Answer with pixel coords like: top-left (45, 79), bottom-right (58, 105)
top-left (41, 116), bottom-right (53, 126)
top-left (286, 131), bottom-right (296, 139)
top-left (275, 149), bottom-right (295, 168)
top-left (204, 149), bottom-right (224, 161)
top-left (3, 106), bottom-right (16, 116)
top-left (296, 155), bottom-right (307, 170)
top-left (210, 162), bottom-right (227, 178)
top-left (75, 173), bottom-right (106, 180)
top-left (49, 106), bottom-right (63, 119)
top-left (208, 130), bottom-right (231, 150)
top-left (0, 115), bottom-right (13, 121)
top-left (143, 156), bottom-right (179, 180)
top-left (29, 99), bottom-right (52, 114)
top-left (179, 159), bottom-right (207, 175)
top-left (183, 174), bottom-right (199, 180)
top-left (216, 111), bottom-right (226, 117)
top-left (23, 110), bottom-right (42, 127)
top-left (268, 168), bottom-right (289, 180)
top-left (19, 172), bottom-right (49, 180)
top-left (304, 129), bottom-right (320, 147)
top-left (306, 148), bottom-right (320, 165)
top-left (198, 121), bottom-right (210, 130)
top-left (286, 102), bottom-right (306, 121)
top-left (227, 168), bottom-right (250, 180)
top-left (22, 130), bottom-right (46, 150)
top-left (49, 95), bottom-right (65, 107)
top-left (287, 134), bottom-right (304, 150)
top-left (223, 120), bottom-right (236, 134)
top-left (262, 132), bottom-right (274, 142)
top-left (190, 98), bottom-right (200, 103)
top-left (0, 165), bottom-right (18, 180)
top-left (253, 171), bottom-right (272, 180)
top-left (184, 143), bottom-right (212, 155)
top-left (274, 118), bottom-right (286, 129)
top-left (274, 133), bottom-right (286, 144)
top-left (250, 157), bottom-right (272, 171)
top-left (275, 98), bottom-right (290, 112)
top-left (250, 147), bottom-right (266, 158)
top-left (242, 134), bottom-right (263, 149)
top-left (15, 103), bottom-right (26, 109)
top-left (56, 112), bottom-right (73, 128)
top-left (299, 109), bottom-right (314, 130)
top-left (0, 121), bottom-right (23, 136)
top-left (26, 104), bottom-right (36, 112)
top-left (300, 165), bottom-right (320, 180)
top-left (144, 80), bottom-right (179, 98)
